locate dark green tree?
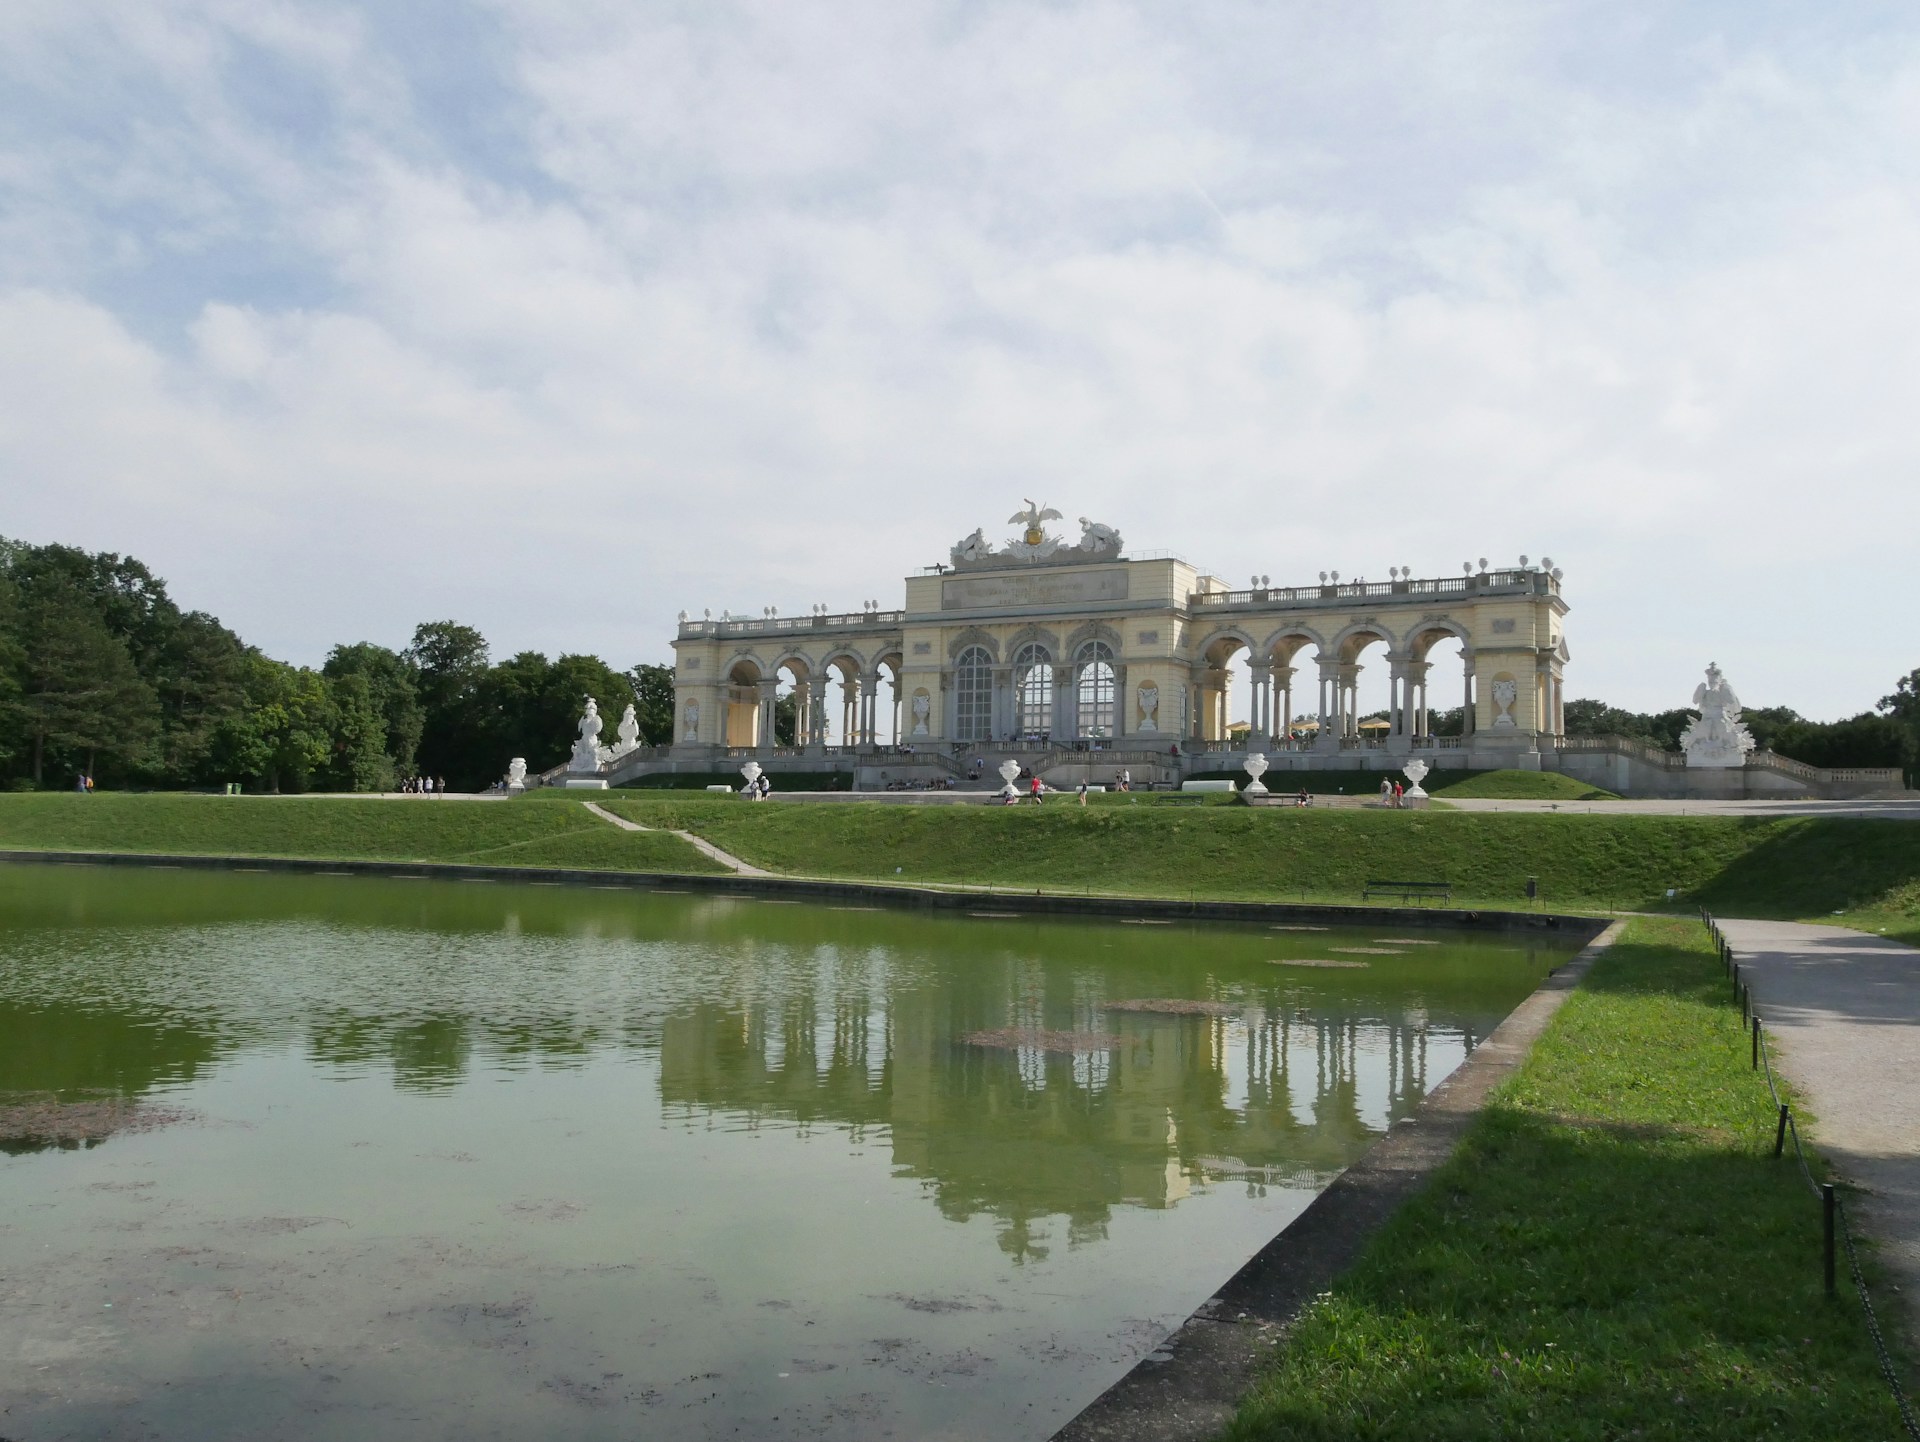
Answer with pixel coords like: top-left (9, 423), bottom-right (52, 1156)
top-left (628, 662), bottom-right (676, 745)
top-left (212, 655), bottom-right (333, 792)
top-left (1771, 714), bottom-right (1916, 771)
top-left (324, 642), bottom-right (424, 776)
top-left (323, 672), bottom-right (393, 792)
top-left (7, 589), bottom-right (158, 785)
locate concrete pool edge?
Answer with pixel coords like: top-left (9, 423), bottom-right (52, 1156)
top-left (1050, 918), bottom-right (1626, 1442)
top-left (0, 849), bottom-right (1605, 938)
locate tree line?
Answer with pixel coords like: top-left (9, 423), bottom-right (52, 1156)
top-left (0, 538), bottom-right (673, 793)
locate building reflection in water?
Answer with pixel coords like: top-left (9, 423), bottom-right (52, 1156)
top-left (655, 947), bottom-right (1472, 1261)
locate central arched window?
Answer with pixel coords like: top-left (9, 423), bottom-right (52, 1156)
top-left (1075, 641), bottom-right (1116, 738)
top-left (954, 646), bottom-right (993, 742)
top-left (1013, 643), bottom-right (1052, 738)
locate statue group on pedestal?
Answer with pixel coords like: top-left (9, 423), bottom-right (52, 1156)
top-left (566, 696), bottom-right (646, 774)
top-left (1682, 663), bottom-right (1756, 768)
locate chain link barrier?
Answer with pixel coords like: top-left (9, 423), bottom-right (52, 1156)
top-left (1701, 909), bottom-right (1919, 1440)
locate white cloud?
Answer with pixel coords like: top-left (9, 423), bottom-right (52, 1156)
top-left (2, 1), bottom-right (1918, 716)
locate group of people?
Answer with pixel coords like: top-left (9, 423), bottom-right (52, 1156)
top-left (72, 773), bottom-right (95, 793)
top-left (401, 776), bottom-right (448, 796)
top-left (742, 773), bottom-right (774, 800)
top-left (1377, 778), bottom-right (1410, 808)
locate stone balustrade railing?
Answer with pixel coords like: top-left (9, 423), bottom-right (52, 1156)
top-left (1190, 568), bottom-right (1557, 611)
top-left (678, 610), bottom-right (905, 639)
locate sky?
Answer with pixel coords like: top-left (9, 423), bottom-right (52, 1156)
top-left (4, 0), bottom-right (1919, 720)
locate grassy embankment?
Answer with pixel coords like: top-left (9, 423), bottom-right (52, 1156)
top-left (1222, 916), bottom-right (1910, 1441)
top-left (7, 794), bottom-right (1920, 939)
top-left (0, 793), bottom-right (726, 873)
top-left (602, 796), bottom-right (1920, 928)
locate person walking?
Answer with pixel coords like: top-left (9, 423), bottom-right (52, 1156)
top-left (1030, 774), bottom-right (1044, 805)
top-left (1379, 778), bottom-right (1393, 806)
top-left (1391, 780), bottom-right (1404, 808)
top-left (1077, 779), bottom-right (1088, 807)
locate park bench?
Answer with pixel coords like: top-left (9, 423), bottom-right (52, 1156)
top-left (1363, 879), bottom-right (1453, 904)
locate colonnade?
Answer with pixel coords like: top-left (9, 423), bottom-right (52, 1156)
top-left (1191, 649), bottom-right (1508, 747)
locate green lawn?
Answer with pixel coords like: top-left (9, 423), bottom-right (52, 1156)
top-left (0, 794), bottom-right (726, 873)
top-left (1430, 768), bottom-right (1620, 801)
top-left (1222, 916), bottom-right (1909, 1441)
top-left (600, 797), bottom-right (1920, 922)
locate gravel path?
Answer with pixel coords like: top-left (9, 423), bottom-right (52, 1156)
top-left (580, 800), bottom-right (768, 875)
top-left (1718, 918), bottom-right (1920, 1336)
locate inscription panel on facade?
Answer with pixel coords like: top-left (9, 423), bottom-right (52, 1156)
top-left (941, 568), bottom-right (1128, 611)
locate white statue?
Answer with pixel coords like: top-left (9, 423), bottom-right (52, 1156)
top-left (1490, 678), bottom-right (1519, 730)
top-left (1137, 683), bottom-right (1159, 733)
top-left (911, 691), bottom-right (932, 735)
top-left (570, 697), bottom-right (608, 772)
top-left (506, 757), bottom-right (527, 791)
top-left (1003, 498), bottom-right (1065, 560)
top-left (1077, 517), bottom-right (1123, 556)
top-left (683, 700), bottom-right (700, 739)
top-left (950, 528), bottom-right (995, 564)
top-left (1682, 663), bottom-right (1756, 769)
top-left (1402, 758), bottom-right (1430, 803)
top-left (1243, 753), bottom-right (1269, 794)
top-left (739, 759), bottom-right (764, 796)
top-left (615, 703), bottom-right (640, 757)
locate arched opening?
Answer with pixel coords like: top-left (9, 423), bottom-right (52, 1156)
top-left (1261, 634), bottom-right (1318, 748)
top-left (772, 656), bottom-right (810, 748)
top-left (1075, 640), bottom-right (1116, 739)
top-left (875, 652), bottom-right (904, 746)
top-left (822, 655), bottom-right (862, 748)
top-left (1198, 634), bottom-right (1251, 744)
top-left (724, 659), bottom-right (763, 749)
top-left (1336, 630), bottom-right (1394, 748)
top-left (1407, 627), bottom-right (1472, 741)
top-left (1012, 642), bottom-right (1053, 740)
top-left (954, 646), bottom-right (993, 743)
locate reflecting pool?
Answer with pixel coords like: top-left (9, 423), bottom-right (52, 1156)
top-left (0, 864), bottom-right (1583, 1440)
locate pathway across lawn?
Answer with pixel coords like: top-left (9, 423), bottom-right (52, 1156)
top-left (1719, 918), bottom-right (1920, 1340)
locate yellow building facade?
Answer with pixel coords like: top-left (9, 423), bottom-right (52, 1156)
top-left (667, 506), bottom-right (1568, 772)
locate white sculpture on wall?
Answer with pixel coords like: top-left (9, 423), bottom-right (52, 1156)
top-left (951, 528), bottom-right (995, 564)
top-left (1682, 663), bottom-right (1756, 768)
top-left (1003, 499), bottom-right (1065, 560)
top-left (1077, 517), bottom-right (1123, 556)
top-left (614, 703), bottom-right (640, 757)
top-left (911, 691), bottom-right (932, 735)
top-left (1242, 753), bottom-right (1269, 794)
top-left (683, 701), bottom-right (700, 739)
top-left (1490, 678), bottom-right (1519, 730)
top-left (1137, 683), bottom-right (1159, 733)
top-left (570, 697), bottom-right (610, 772)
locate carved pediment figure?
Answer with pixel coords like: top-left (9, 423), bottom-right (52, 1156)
top-left (683, 700), bottom-right (701, 739)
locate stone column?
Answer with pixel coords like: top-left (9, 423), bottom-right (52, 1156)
top-left (1462, 655), bottom-right (1477, 737)
top-left (1405, 660), bottom-right (1431, 738)
top-left (1053, 664), bottom-right (1074, 742)
top-left (806, 678), bottom-right (828, 752)
top-left (1387, 659), bottom-right (1408, 736)
top-left (1249, 662), bottom-right (1272, 744)
top-left (1275, 665), bottom-right (1295, 746)
top-left (1314, 659), bottom-right (1341, 751)
top-left (860, 675), bottom-right (878, 748)
top-left (841, 680), bottom-right (858, 749)
top-left (756, 679), bottom-right (778, 753)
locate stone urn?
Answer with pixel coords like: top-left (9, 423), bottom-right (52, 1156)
top-left (997, 758), bottom-right (1022, 798)
top-left (1401, 758), bottom-right (1431, 807)
top-left (739, 760), bottom-right (764, 794)
top-left (1242, 752), bottom-right (1270, 795)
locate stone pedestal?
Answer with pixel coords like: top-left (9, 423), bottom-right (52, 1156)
top-left (561, 777), bottom-right (609, 790)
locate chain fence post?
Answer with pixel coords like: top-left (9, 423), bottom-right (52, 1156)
top-left (1752, 1015), bottom-right (1760, 1070)
top-left (1774, 1103), bottom-right (1789, 1158)
top-left (1824, 1184), bottom-right (1837, 1296)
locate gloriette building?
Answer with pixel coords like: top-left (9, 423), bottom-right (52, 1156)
top-left (656, 504), bottom-right (1568, 786)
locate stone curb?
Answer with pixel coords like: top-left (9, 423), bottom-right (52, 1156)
top-left (0, 850), bottom-right (1603, 938)
top-left (1051, 919), bottom-right (1626, 1442)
